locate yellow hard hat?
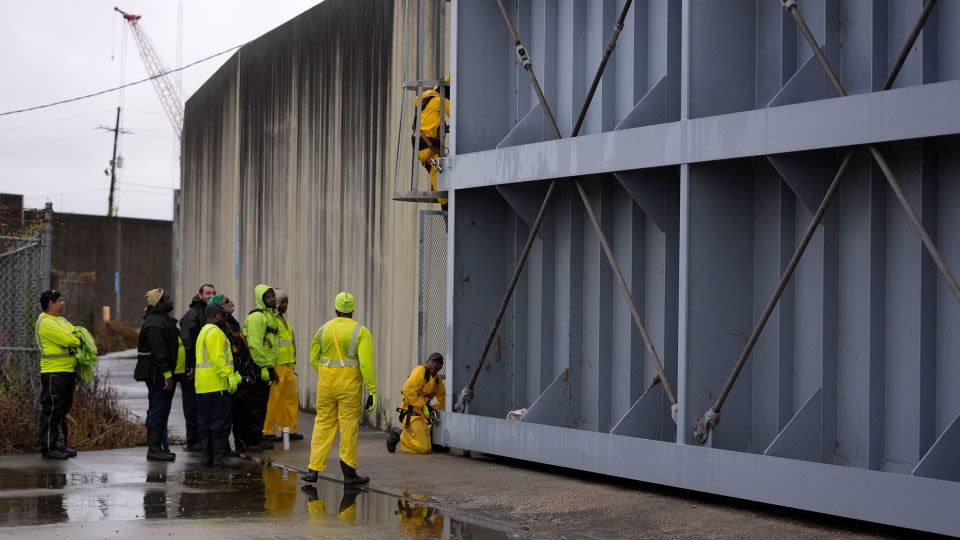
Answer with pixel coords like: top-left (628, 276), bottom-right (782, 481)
top-left (335, 291), bottom-right (355, 314)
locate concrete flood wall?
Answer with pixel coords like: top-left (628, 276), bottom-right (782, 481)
top-left (178, 0), bottom-right (432, 424)
top-left (443, 0), bottom-right (960, 534)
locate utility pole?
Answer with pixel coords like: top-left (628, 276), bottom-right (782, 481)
top-left (98, 107), bottom-right (131, 217)
top-left (107, 107), bottom-right (120, 217)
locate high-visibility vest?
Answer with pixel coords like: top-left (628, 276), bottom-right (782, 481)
top-left (35, 312), bottom-right (80, 374)
top-left (316, 319), bottom-right (362, 368)
top-left (277, 314), bottom-right (296, 365)
top-left (194, 324), bottom-right (234, 393)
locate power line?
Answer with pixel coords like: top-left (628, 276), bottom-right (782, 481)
top-left (0, 43), bottom-right (242, 118)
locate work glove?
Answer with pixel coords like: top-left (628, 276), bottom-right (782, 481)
top-left (268, 367), bottom-right (279, 384)
top-left (228, 372), bottom-right (242, 394)
top-left (425, 405), bottom-right (440, 425)
top-left (365, 392), bottom-right (377, 415)
top-left (261, 367), bottom-right (271, 383)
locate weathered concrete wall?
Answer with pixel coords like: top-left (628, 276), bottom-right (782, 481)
top-left (51, 213), bottom-right (172, 326)
top-left (178, 0), bottom-right (431, 424)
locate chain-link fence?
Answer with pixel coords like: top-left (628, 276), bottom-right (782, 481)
top-left (418, 210), bottom-right (447, 376)
top-left (0, 204), bottom-right (51, 407)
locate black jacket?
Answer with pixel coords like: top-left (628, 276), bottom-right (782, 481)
top-left (221, 314), bottom-right (259, 384)
top-left (135, 308), bottom-right (179, 384)
top-left (178, 296), bottom-right (206, 371)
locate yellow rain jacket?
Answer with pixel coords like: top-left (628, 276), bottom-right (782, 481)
top-left (307, 317), bottom-right (376, 472)
top-left (194, 323), bottom-right (235, 394)
top-left (399, 365), bottom-right (446, 454)
top-left (35, 312), bottom-right (80, 373)
top-left (243, 283), bottom-right (278, 369)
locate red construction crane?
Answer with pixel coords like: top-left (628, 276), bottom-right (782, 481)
top-left (114, 7), bottom-right (183, 138)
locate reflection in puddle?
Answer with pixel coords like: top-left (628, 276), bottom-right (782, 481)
top-left (0, 463), bottom-right (512, 538)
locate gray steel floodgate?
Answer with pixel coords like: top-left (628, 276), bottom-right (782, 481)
top-left (443, 0), bottom-right (960, 535)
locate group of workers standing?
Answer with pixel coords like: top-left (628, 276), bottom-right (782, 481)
top-left (34, 282), bottom-right (447, 487)
top-left (134, 283), bottom-right (306, 469)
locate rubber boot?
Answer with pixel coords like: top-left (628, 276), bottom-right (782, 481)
top-left (340, 460), bottom-right (369, 487)
top-left (160, 427), bottom-right (176, 460)
top-left (147, 428), bottom-right (175, 462)
top-left (202, 437), bottom-right (214, 467)
top-left (213, 437), bottom-right (241, 469)
top-left (42, 449), bottom-right (69, 460)
top-left (60, 447), bottom-right (78, 458)
top-left (386, 427), bottom-right (401, 453)
top-left (301, 469), bottom-right (320, 483)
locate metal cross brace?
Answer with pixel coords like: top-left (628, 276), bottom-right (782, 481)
top-left (455, 0), bottom-right (680, 416)
top-left (694, 0), bottom-right (944, 444)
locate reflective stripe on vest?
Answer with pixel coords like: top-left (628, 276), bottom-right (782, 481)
top-left (279, 340), bottom-right (293, 347)
top-left (36, 315), bottom-right (73, 359)
top-left (197, 326), bottom-right (231, 369)
top-left (319, 321), bottom-right (362, 368)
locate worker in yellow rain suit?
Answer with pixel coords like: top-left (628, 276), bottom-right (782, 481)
top-left (36, 289), bottom-right (81, 460)
top-left (262, 289), bottom-right (302, 442)
top-left (387, 353), bottom-right (445, 454)
top-left (413, 75), bottom-right (451, 209)
top-left (195, 302), bottom-right (242, 469)
top-left (302, 292), bottom-right (377, 487)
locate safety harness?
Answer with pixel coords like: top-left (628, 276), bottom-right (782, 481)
top-left (317, 320), bottom-right (362, 368)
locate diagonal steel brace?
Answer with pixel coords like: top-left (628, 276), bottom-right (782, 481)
top-left (456, 0), bottom-right (679, 415)
top-left (695, 0), bottom-right (943, 443)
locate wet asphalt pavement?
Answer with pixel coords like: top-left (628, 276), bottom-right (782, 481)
top-left (0, 355), bottom-right (926, 538)
top-left (0, 449), bottom-right (510, 539)
top-left (0, 356), bottom-right (512, 539)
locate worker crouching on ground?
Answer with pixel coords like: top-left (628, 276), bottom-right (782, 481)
top-left (387, 352), bottom-right (445, 454)
top-left (194, 302), bottom-right (242, 468)
top-left (135, 288), bottom-right (179, 462)
top-left (302, 292), bottom-right (377, 486)
top-left (239, 284), bottom-right (280, 452)
top-left (36, 290), bottom-right (81, 460)
top-left (262, 289), bottom-right (303, 442)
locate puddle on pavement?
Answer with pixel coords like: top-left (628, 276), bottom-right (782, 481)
top-left (0, 462), bottom-right (514, 538)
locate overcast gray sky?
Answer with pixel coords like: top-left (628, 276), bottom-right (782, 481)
top-left (0, 0), bottom-right (320, 221)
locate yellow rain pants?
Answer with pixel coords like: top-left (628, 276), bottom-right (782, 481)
top-left (308, 364), bottom-right (362, 470)
top-left (262, 363), bottom-right (299, 436)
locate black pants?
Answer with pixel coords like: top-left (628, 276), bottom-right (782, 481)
top-left (231, 379), bottom-right (269, 447)
top-left (174, 373), bottom-right (199, 443)
top-left (196, 391), bottom-right (232, 439)
top-left (145, 380), bottom-right (175, 431)
top-left (39, 372), bottom-right (76, 453)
